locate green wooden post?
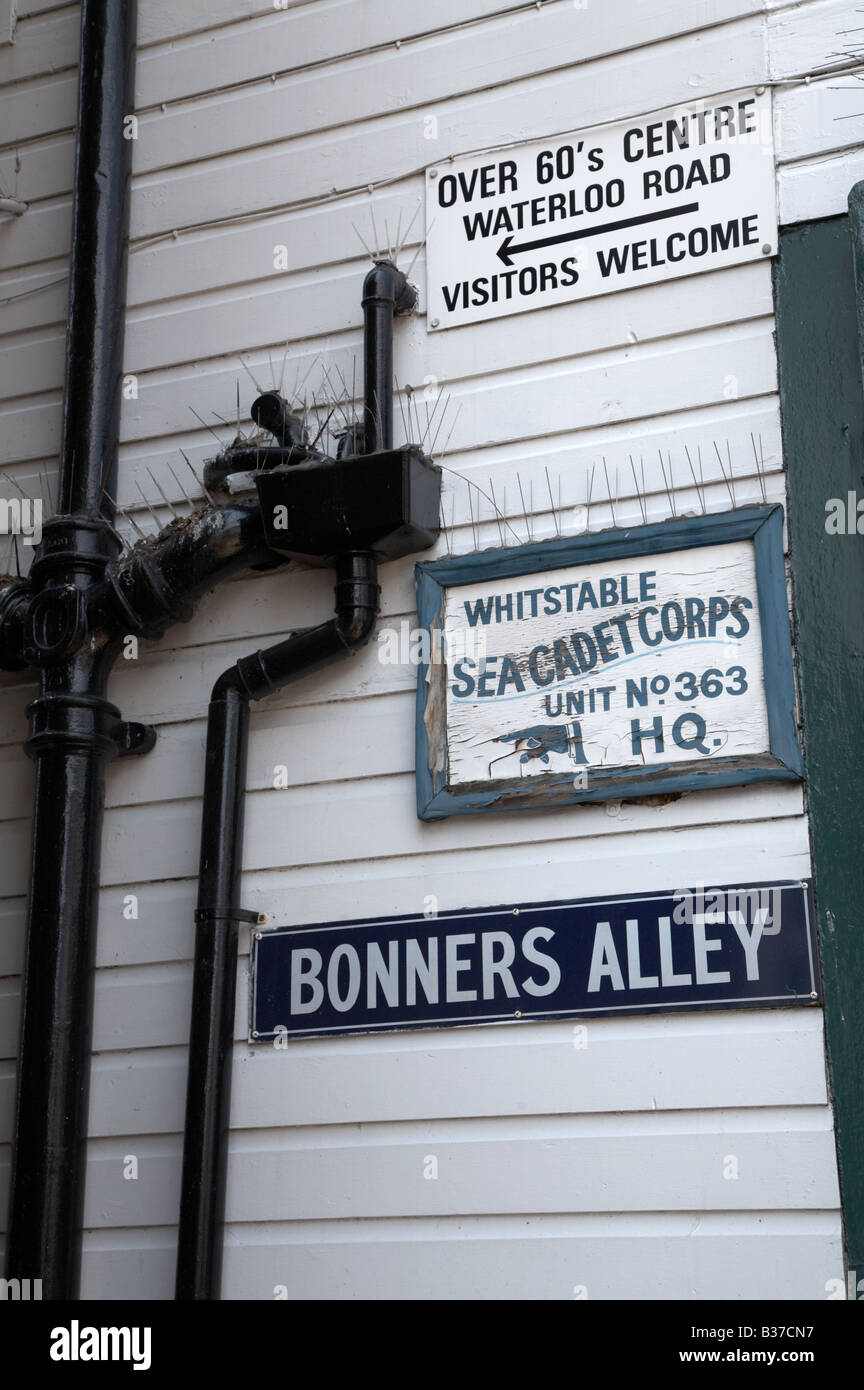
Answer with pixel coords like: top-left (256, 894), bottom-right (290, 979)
top-left (775, 200), bottom-right (864, 1287)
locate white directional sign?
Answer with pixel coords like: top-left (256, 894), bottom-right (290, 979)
top-left (425, 88), bottom-right (776, 330)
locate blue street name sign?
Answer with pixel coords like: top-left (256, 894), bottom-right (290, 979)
top-left (250, 880), bottom-right (818, 1042)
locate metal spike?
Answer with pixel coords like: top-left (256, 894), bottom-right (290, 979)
top-left (544, 466), bottom-right (560, 537)
top-left (351, 221), bottom-right (377, 263)
top-left (237, 354), bottom-right (264, 396)
top-left (297, 354), bottom-right (323, 409)
top-left (5, 473), bottom-right (31, 502)
top-left (684, 445), bottom-right (705, 515)
top-left (370, 203), bottom-right (381, 262)
top-left (180, 448), bottom-right (214, 506)
top-left (136, 479), bottom-right (163, 530)
top-left (467, 479), bottom-right (478, 550)
top-left (147, 466), bottom-right (181, 520)
top-left (438, 400), bottom-right (462, 460)
top-left (40, 463), bottom-right (55, 518)
top-left (424, 386), bottom-right (446, 447)
top-left (406, 216), bottom-right (435, 279)
top-left (630, 455), bottom-right (647, 524)
top-left (658, 449), bottom-right (676, 518)
top-left (397, 201), bottom-right (422, 262)
top-left (125, 508), bottom-right (148, 541)
top-left (166, 457), bottom-right (196, 509)
top-left (393, 375), bottom-right (410, 445)
top-left (518, 471), bottom-right (533, 543)
top-left (279, 341), bottom-right (290, 395)
top-left (189, 405), bottom-right (225, 446)
top-left (714, 440), bottom-right (735, 508)
top-left (311, 402), bottom-right (339, 448)
top-left (602, 456), bottom-right (617, 528)
top-left (489, 478), bottom-right (504, 546)
top-left (393, 209), bottom-right (403, 263)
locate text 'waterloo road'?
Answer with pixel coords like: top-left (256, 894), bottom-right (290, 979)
top-left (426, 89), bottom-right (776, 328)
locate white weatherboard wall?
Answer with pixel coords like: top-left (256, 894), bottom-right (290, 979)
top-left (0, 0), bottom-right (856, 1299)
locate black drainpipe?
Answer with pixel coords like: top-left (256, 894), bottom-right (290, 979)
top-left (175, 262), bottom-right (416, 1300)
top-left (0, 0), bottom-right (439, 1300)
top-left (5, 0), bottom-right (139, 1299)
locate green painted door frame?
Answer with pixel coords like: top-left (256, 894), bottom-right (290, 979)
top-left (775, 193), bottom-right (864, 1288)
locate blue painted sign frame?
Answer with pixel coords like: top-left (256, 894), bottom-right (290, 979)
top-left (250, 880), bottom-right (818, 1042)
top-left (415, 505), bottom-right (803, 820)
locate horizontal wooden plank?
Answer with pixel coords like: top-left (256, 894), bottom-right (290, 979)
top-left (0, 1106), bottom-right (838, 1230)
top-left (0, 772), bottom-right (808, 910)
top-left (768, 0), bottom-right (857, 80)
top-left (63, 1211), bottom-right (844, 1301)
top-left (23, 1207), bottom-right (836, 1301)
top-left (0, 1008), bottom-right (830, 1143)
top-left (0, 255), bottom-right (775, 403)
top-left (0, 808), bottom-right (812, 978)
top-left (216, 1212), bottom-right (843, 1301)
top-left (776, 71), bottom-right (864, 167)
top-left (138, 12), bottom-right (766, 178)
top-left (138, 0), bottom-right (324, 48)
top-left (126, 25), bottom-right (765, 245)
top-left (134, 0), bottom-right (764, 114)
top-left (90, 1009), bottom-right (834, 1137)
top-left (0, 186), bottom-right (71, 273)
top-left (0, 317), bottom-right (777, 467)
top-left (0, 68), bottom-right (76, 146)
top-left (778, 147), bottom-right (864, 224)
top-left (0, 7), bottom-right (78, 87)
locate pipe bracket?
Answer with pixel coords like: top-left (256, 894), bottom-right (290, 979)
top-left (194, 907), bottom-right (260, 925)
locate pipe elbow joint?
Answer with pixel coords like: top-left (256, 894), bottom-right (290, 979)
top-left (334, 551), bottom-right (380, 651)
top-left (335, 601), bottom-right (378, 651)
top-left (362, 262), bottom-right (417, 317)
top-left (0, 579), bottom-right (33, 671)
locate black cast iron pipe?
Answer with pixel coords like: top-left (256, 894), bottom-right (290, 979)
top-left (175, 263), bottom-right (415, 1301)
top-left (363, 263), bottom-right (416, 455)
top-left (60, 0), bottom-right (136, 516)
top-left (175, 552), bottom-right (379, 1300)
top-left (4, 0), bottom-right (138, 1299)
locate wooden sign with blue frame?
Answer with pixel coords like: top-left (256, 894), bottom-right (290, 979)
top-left (415, 505), bottom-right (802, 819)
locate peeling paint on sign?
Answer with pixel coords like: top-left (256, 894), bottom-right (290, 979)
top-left (415, 508), bottom-right (802, 819)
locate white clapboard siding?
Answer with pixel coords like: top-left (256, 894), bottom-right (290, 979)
top-left (0, 318), bottom-right (778, 468)
top-left (0, 0), bottom-right (845, 1300)
top-left (0, 257), bottom-right (776, 404)
top-left (770, 0), bottom-right (864, 221)
top-left (0, 1106), bottom-right (840, 1231)
top-left (776, 73), bottom-right (864, 168)
top-left (779, 147), bottom-right (864, 225)
top-left (0, 6), bottom-right (78, 87)
top-left (769, 0), bottom-right (858, 79)
top-left (0, 809), bottom-right (812, 981)
top-left (0, 773), bottom-right (807, 902)
top-left (65, 1212), bottom-right (844, 1302)
top-left (134, 0), bottom-right (765, 113)
top-left (127, 24), bottom-right (766, 246)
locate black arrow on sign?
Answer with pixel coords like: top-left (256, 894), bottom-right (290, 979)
top-left (496, 201), bottom-right (701, 265)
